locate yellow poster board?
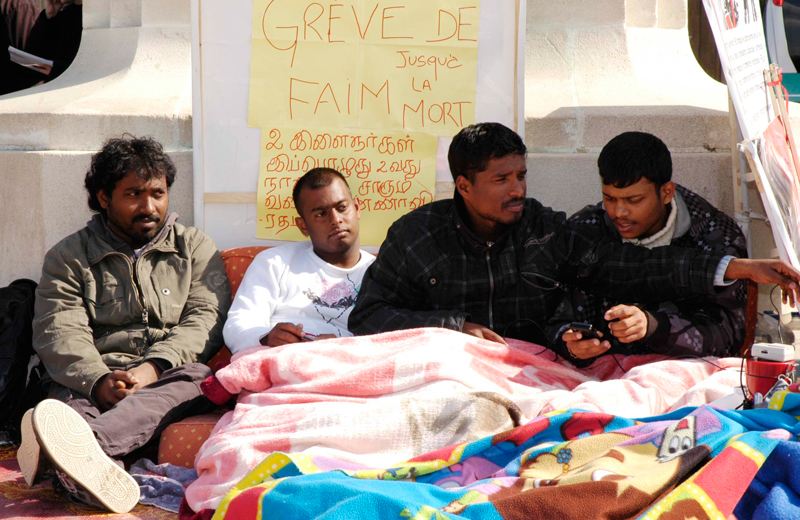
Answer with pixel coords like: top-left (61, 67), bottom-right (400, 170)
top-left (249, 0), bottom-right (480, 243)
top-left (255, 127), bottom-right (438, 245)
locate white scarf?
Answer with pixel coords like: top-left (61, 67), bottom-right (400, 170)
top-left (622, 199), bottom-right (677, 249)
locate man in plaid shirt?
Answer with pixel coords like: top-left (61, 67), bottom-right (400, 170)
top-left (348, 123), bottom-right (799, 349)
top-left (548, 132), bottom-right (748, 366)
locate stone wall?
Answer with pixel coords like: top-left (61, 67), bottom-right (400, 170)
top-left (0, 0), bottom-right (193, 285)
top-left (0, 0), bottom-right (792, 315)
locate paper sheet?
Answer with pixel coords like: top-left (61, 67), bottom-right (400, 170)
top-left (249, 0), bottom-right (480, 243)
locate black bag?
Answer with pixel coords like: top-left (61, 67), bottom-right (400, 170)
top-left (0, 279), bottom-right (39, 441)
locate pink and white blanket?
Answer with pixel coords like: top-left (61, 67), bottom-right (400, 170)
top-left (185, 328), bottom-right (741, 512)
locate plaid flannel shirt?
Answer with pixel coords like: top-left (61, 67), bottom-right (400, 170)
top-left (546, 185), bottom-right (748, 365)
top-left (348, 192), bottom-right (727, 345)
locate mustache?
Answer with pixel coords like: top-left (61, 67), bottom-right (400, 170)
top-left (134, 214), bottom-right (161, 224)
top-left (503, 198), bottom-right (525, 208)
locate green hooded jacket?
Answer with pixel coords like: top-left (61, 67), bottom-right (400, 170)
top-left (32, 214), bottom-right (231, 400)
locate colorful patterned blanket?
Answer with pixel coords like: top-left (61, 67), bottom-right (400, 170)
top-left (186, 328), bottom-right (740, 513)
top-left (210, 404), bottom-right (800, 520)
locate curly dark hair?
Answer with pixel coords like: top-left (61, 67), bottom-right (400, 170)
top-left (85, 135), bottom-right (177, 215)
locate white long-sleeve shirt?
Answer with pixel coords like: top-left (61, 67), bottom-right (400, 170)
top-left (223, 241), bottom-right (375, 353)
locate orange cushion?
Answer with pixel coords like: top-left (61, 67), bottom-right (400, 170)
top-left (222, 246), bottom-right (270, 298)
top-left (157, 413), bottom-right (225, 468)
top-left (205, 246), bottom-right (271, 370)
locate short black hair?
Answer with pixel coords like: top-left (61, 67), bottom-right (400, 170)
top-left (597, 131), bottom-right (672, 189)
top-left (448, 123), bottom-right (527, 183)
top-left (292, 168), bottom-right (350, 217)
top-left (85, 135), bottom-right (176, 216)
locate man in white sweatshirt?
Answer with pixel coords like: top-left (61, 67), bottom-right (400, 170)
top-left (223, 168), bottom-right (375, 353)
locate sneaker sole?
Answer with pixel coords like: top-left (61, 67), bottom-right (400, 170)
top-left (32, 399), bottom-right (140, 513)
top-left (17, 408), bottom-right (41, 486)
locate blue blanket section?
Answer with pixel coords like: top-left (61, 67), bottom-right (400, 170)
top-left (736, 439), bottom-right (800, 520)
top-left (215, 402), bottom-right (800, 520)
top-left (259, 472), bottom-right (504, 520)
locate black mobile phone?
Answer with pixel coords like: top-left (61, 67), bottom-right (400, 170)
top-left (568, 322), bottom-right (600, 340)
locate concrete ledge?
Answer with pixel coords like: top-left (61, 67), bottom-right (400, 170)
top-left (658, 0), bottom-right (687, 30)
top-left (0, 1), bottom-right (194, 285)
top-left (526, 151), bottom-right (733, 217)
top-left (527, 105), bottom-right (732, 153)
top-left (626, 0), bottom-right (657, 28)
top-left (0, 26), bottom-right (192, 151)
top-left (143, 0), bottom-right (190, 26)
top-left (0, 150), bottom-right (193, 286)
top-left (527, 0), bottom-right (625, 26)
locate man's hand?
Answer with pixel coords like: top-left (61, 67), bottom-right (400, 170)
top-left (92, 362), bottom-right (162, 411)
top-left (93, 371), bottom-right (132, 411)
top-left (604, 305), bottom-right (648, 344)
top-left (126, 361), bottom-right (162, 390)
top-left (462, 322), bottom-right (508, 345)
top-left (261, 323), bottom-right (305, 347)
top-left (562, 329), bottom-right (610, 360)
top-left (44, 0), bottom-right (69, 19)
top-left (725, 259), bottom-right (800, 307)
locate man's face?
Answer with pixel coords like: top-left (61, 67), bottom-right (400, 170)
top-left (97, 170), bottom-right (169, 248)
top-left (457, 154), bottom-right (527, 239)
top-left (602, 178), bottom-right (675, 240)
top-left (295, 178), bottom-right (361, 261)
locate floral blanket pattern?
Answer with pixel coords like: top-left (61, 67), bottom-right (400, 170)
top-left (210, 403), bottom-right (800, 520)
top-left (186, 328), bottom-right (741, 513)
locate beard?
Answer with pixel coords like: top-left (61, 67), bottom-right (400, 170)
top-left (107, 211), bottom-right (164, 248)
top-left (476, 198), bottom-right (525, 226)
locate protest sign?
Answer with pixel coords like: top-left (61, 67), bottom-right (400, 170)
top-left (249, 0), bottom-right (480, 244)
top-left (255, 127), bottom-right (437, 244)
top-left (702, 0), bottom-right (774, 140)
top-left (192, 0), bottom-right (521, 251)
top-left (742, 120), bottom-right (800, 268)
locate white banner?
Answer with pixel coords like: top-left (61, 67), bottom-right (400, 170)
top-left (702, 0), bottom-right (774, 140)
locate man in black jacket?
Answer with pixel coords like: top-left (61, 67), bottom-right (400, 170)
top-left (550, 132), bottom-right (748, 366)
top-left (348, 123), bottom-right (799, 347)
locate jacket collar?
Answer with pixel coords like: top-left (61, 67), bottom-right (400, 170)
top-left (450, 190), bottom-right (516, 251)
top-left (85, 212), bottom-right (179, 266)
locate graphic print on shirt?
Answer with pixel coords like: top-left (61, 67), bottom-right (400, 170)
top-left (303, 275), bottom-right (360, 336)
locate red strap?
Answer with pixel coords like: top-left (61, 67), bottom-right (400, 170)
top-left (766, 67), bottom-right (791, 113)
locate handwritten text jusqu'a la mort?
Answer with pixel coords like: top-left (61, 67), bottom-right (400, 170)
top-left (257, 1), bottom-right (479, 130)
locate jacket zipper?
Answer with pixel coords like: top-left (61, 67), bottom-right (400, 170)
top-left (486, 242), bottom-right (494, 330)
top-left (111, 251), bottom-right (154, 347)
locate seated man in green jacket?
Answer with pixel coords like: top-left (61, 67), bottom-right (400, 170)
top-left (17, 136), bottom-right (231, 513)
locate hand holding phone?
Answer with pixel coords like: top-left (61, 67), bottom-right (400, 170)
top-left (562, 322), bottom-right (609, 360)
top-left (568, 322), bottom-right (600, 340)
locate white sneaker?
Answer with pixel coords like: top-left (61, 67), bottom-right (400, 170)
top-left (17, 408), bottom-right (50, 486)
top-left (32, 399), bottom-right (140, 513)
